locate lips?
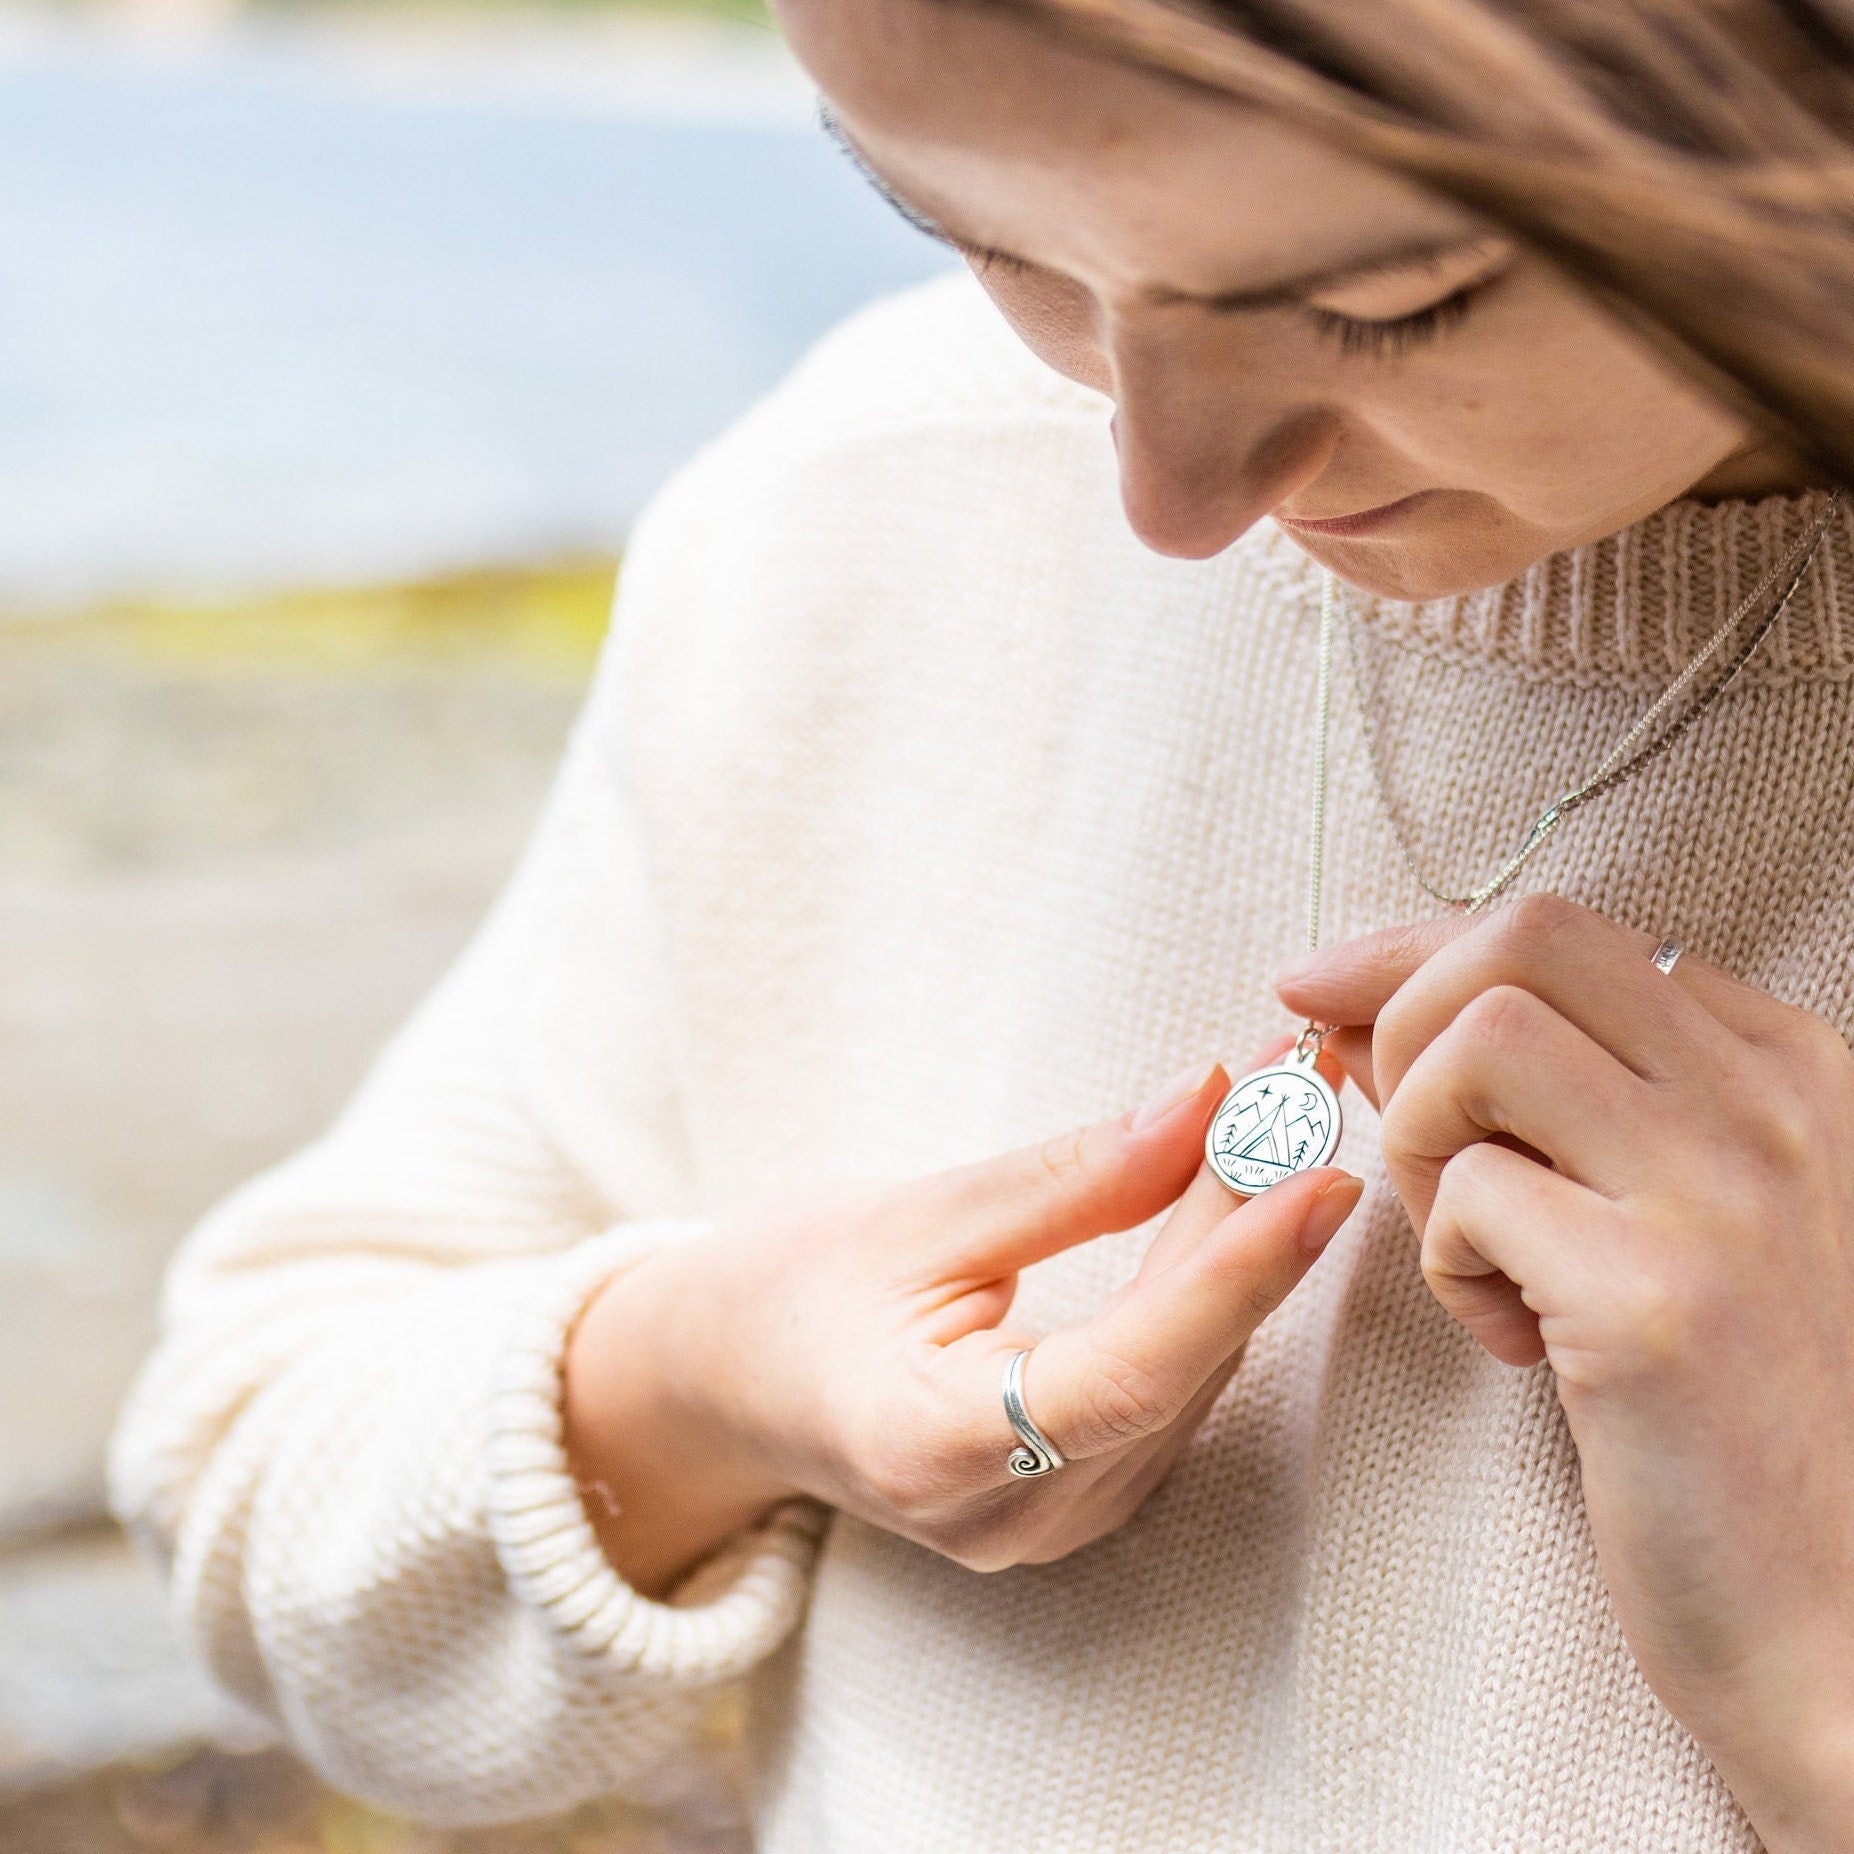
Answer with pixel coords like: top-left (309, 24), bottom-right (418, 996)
top-left (1275, 491), bottom-right (1429, 538)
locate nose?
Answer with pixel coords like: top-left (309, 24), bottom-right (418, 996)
top-left (1105, 314), bottom-right (1339, 559)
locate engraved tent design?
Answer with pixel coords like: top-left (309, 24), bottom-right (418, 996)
top-left (1213, 1077), bottom-right (1331, 1179)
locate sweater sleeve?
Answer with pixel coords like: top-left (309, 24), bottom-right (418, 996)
top-left (106, 591), bottom-right (825, 1825)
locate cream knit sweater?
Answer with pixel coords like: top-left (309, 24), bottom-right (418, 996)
top-left (111, 273), bottom-right (1854, 1853)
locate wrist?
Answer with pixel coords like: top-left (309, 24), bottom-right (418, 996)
top-left (564, 1240), bottom-right (796, 1598)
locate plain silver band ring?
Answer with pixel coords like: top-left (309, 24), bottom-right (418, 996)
top-left (1650, 937), bottom-right (1684, 977)
top-left (1002, 1350), bottom-right (1066, 1477)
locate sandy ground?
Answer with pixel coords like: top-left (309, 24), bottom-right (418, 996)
top-left (3, 1736), bottom-right (736, 1854)
top-left (0, 1524), bottom-right (750, 1851)
top-left (0, 568), bottom-right (608, 1534)
top-left (0, 569), bottom-right (742, 1849)
top-left (0, 1750), bottom-right (722, 1854)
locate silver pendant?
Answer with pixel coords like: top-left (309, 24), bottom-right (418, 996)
top-left (1205, 1027), bottom-right (1343, 1197)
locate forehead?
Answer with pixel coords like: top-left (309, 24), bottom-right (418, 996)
top-left (776, 0), bottom-right (1479, 297)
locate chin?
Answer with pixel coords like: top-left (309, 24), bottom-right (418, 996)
top-left (1281, 512), bottom-right (1562, 604)
top-left (1302, 550), bottom-right (1543, 603)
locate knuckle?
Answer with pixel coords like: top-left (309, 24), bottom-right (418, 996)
top-left (1375, 1092), bottom-right (1425, 1175)
top-left (1076, 1346), bottom-right (1170, 1449)
top-left (1555, 1201), bottom-right (1733, 1395)
top-left (1439, 1138), bottom-right (1498, 1192)
top-left (853, 1408), bottom-right (956, 1524)
top-left (1424, 1143), bottom-right (1486, 1226)
top-left (1457, 982), bottom-right (1542, 1054)
top-left (1704, 1036), bottom-right (1825, 1176)
top-left (1193, 1227), bottom-right (1301, 1327)
top-left (1742, 1085), bottom-right (1813, 1170)
top-left (1034, 1123), bottom-right (1095, 1198)
top-left (1417, 1155), bottom-right (1491, 1278)
top-left (1583, 1272), bottom-right (1703, 1389)
top-left (1371, 990), bottom-right (1419, 1073)
top-left (1498, 890), bottom-right (1584, 955)
top-left (1245, 1275), bottom-right (1290, 1334)
top-left (1794, 1010), bottom-right (1852, 1079)
top-left (1415, 1234), bottom-right (1454, 1296)
top-left (1233, 1269), bottom-right (1292, 1327)
top-left (861, 1452), bottom-right (940, 1525)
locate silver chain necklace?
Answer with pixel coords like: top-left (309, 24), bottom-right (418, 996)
top-left (1332, 491), bottom-right (1843, 919)
top-left (1204, 491), bottom-right (1842, 1199)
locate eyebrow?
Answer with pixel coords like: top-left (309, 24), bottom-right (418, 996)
top-left (818, 99), bottom-right (1483, 312)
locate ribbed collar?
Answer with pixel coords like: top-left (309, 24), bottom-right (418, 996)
top-left (1261, 490), bottom-right (1852, 688)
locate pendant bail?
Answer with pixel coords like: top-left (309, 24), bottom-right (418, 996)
top-left (1292, 1022), bottom-right (1330, 1065)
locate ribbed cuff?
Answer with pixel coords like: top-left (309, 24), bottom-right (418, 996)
top-left (487, 1223), bottom-right (824, 1688)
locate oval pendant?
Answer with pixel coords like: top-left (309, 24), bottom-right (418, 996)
top-left (1205, 1054), bottom-right (1343, 1197)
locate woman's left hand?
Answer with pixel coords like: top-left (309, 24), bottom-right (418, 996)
top-left (1277, 893), bottom-right (1854, 1854)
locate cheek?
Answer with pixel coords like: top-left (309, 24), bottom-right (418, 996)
top-left (1363, 294), bottom-right (1744, 527)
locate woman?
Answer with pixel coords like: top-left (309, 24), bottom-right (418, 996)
top-left (112, 2), bottom-right (1854, 1849)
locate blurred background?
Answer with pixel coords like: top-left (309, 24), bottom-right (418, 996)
top-left (0, 0), bottom-right (946, 1844)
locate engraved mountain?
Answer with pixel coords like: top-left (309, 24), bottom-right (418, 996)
top-left (1213, 1079), bottom-right (1330, 1178)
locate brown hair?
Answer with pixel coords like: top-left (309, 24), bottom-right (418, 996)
top-left (973, 0), bottom-right (1854, 486)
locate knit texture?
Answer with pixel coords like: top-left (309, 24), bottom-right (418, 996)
top-left (111, 272), bottom-right (1854, 1851)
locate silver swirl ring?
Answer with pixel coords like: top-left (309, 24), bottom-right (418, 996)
top-left (1001, 1349), bottom-right (1066, 1477)
top-left (1650, 937), bottom-right (1684, 977)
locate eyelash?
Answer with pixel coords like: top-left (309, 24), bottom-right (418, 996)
top-left (970, 246), bottom-right (1491, 358)
top-left (1304, 282), bottom-right (1484, 356)
top-left (971, 247), bottom-right (1031, 279)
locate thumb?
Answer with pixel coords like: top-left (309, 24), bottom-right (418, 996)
top-left (1023, 1165), bottom-right (1363, 1461)
top-left (928, 1061), bottom-right (1229, 1279)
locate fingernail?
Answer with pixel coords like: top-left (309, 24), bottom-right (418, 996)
top-left (1302, 1173), bottom-right (1364, 1255)
top-left (1130, 1060), bottom-right (1223, 1132)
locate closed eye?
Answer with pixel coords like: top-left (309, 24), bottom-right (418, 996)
top-left (1297, 239), bottom-right (1511, 357)
top-left (1304, 279), bottom-right (1487, 357)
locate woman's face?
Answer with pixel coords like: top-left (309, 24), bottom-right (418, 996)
top-left (775, 0), bottom-right (1808, 600)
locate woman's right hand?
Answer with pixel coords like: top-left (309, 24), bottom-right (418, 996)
top-left (564, 1053), bottom-right (1361, 1598)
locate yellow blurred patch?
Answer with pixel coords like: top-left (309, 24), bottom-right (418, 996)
top-left (1, 560), bottom-right (619, 683)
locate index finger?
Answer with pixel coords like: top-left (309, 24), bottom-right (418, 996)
top-left (1274, 914), bottom-right (1473, 1026)
top-left (1277, 898), bottom-right (1791, 1050)
top-left (930, 1062), bottom-right (1229, 1278)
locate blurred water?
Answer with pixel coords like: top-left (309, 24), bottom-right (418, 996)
top-left (0, 12), bottom-right (953, 603)
top-left (0, 10), bottom-right (953, 1546)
